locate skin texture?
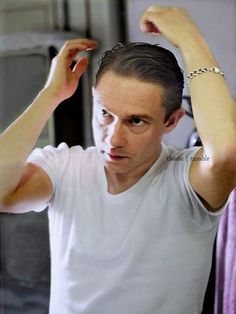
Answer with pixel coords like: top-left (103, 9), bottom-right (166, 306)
top-left (92, 71), bottom-right (184, 194)
top-left (140, 6), bottom-right (236, 210)
top-left (0, 6), bottom-right (236, 213)
top-left (0, 39), bottom-right (98, 213)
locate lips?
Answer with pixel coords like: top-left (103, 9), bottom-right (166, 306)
top-left (108, 153), bottom-right (126, 159)
top-left (102, 150), bottom-right (128, 162)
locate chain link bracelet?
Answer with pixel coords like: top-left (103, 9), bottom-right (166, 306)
top-left (186, 66), bottom-right (224, 86)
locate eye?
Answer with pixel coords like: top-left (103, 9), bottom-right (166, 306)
top-left (97, 108), bottom-right (112, 124)
top-left (129, 118), bottom-right (145, 126)
top-left (101, 109), bottom-right (109, 117)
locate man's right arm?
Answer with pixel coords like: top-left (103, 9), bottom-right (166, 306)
top-left (0, 39), bottom-right (97, 213)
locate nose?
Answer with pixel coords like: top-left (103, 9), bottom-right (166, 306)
top-left (106, 121), bottom-right (126, 148)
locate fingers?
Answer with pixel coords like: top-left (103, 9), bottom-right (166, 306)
top-left (60, 38), bottom-right (98, 54)
top-left (140, 5), bottom-right (168, 34)
top-left (145, 5), bottom-right (169, 13)
top-left (61, 38), bottom-right (98, 50)
top-left (140, 5), bottom-right (180, 34)
top-left (140, 6), bottom-right (198, 48)
top-left (140, 11), bottom-right (161, 34)
top-left (140, 20), bottom-right (160, 34)
top-left (58, 38), bottom-right (98, 63)
top-left (72, 56), bottom-right (89, 78)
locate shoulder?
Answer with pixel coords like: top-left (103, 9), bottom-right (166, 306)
top-left (163, 144), bottom-right (223, 226)
top-left (28, 143), bottom-right (99, 167)
top-left (165, 145), bottom-right (201, 163)
top-left (162, 144), bottom-right (201, 177)
top-left (28, 143), bottom-right (101, 189)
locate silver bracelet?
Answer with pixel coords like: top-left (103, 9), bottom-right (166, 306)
top-left (186, 66), bottom-right (224, 86)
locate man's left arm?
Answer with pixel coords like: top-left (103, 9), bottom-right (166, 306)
top-left (140, 6), bottom-right (236, 211)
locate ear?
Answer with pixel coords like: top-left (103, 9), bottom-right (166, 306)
top-left (164, 108), bottom-right (185, 134)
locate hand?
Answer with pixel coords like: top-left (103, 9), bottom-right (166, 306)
top-left (44, 38), bottom-right (98, 102)
top-left (140, 6), bottom-right (202, 49)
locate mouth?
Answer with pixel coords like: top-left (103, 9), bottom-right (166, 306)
top-left (102, 151), bottom-right (129, 162)
top-left (108, 153), bottom-right (126, 161)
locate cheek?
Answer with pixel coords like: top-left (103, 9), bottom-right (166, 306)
top-left (133, 133), bottom-right (160, 151)
top-left (92, 116), bottom-right (107, 143)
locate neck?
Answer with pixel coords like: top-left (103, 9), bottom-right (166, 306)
top-left (105, 148), bottom-right (162, 195)
top-left (106, 170), bottom-right (141, 195)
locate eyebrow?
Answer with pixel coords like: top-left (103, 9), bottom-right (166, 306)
top-left (94, 101), bottom-right (155, 122)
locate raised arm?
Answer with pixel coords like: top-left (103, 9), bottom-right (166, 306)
top-left (140, 6), bottom-right (236, 210)
top-left (0, 39), bottom-right (97, 213)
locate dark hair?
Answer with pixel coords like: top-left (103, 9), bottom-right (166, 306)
top-left (95, 42), bottom-right (184, 121)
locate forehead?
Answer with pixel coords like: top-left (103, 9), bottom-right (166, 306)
top-left (93, 71), bottom-right (165, 117)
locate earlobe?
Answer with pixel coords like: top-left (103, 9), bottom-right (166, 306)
top-left (164, 108), bottom-right (185, 133)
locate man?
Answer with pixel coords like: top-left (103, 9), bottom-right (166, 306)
top-left (0, 5), bottom-right (236, 314)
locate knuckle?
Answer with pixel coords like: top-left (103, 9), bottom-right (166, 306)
top-left (64, 40), bottom-right (71, 46)
top-left (61, 40), bottom-right (71, 50)
top-left (147, 5), bottom-right (157, 11)
top-left (172, 6), bottom-right (184, 13)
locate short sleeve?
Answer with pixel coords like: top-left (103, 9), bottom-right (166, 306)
top-left (168, 146), bottom-right (227, 230)
top-left (27, 142), bottom-right (79, 202)
top-left (184, 149), bottom-right (226, 214)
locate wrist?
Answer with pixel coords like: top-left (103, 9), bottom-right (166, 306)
top-left (179, 35), bottom-right (217, 71)
top-left (178, 30), bottom-right (205, 51)
top-left (39, 87), bottom-right (64, 107)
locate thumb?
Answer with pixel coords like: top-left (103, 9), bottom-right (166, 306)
top-left (140, 11), bottom-right (161, 34)
top-left (72, 56), bottom-right (89, 79)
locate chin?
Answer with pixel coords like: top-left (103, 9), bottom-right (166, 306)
top-left (103, 160), bottom-right (131, 173)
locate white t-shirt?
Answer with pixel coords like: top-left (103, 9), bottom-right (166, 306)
top-left (28, 143), bottom-right (224, 314)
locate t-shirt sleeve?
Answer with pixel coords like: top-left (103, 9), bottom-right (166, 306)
top-left (170, 146), bottom-right (227, 229)
top-left (27, 143), bottom-right (72, 208)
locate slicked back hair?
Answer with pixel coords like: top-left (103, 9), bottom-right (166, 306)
top-left (95, 42), bottom-right (184, 121)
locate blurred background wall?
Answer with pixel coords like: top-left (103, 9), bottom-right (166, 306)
top-left (0, 1), bottom-right (235, 313)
